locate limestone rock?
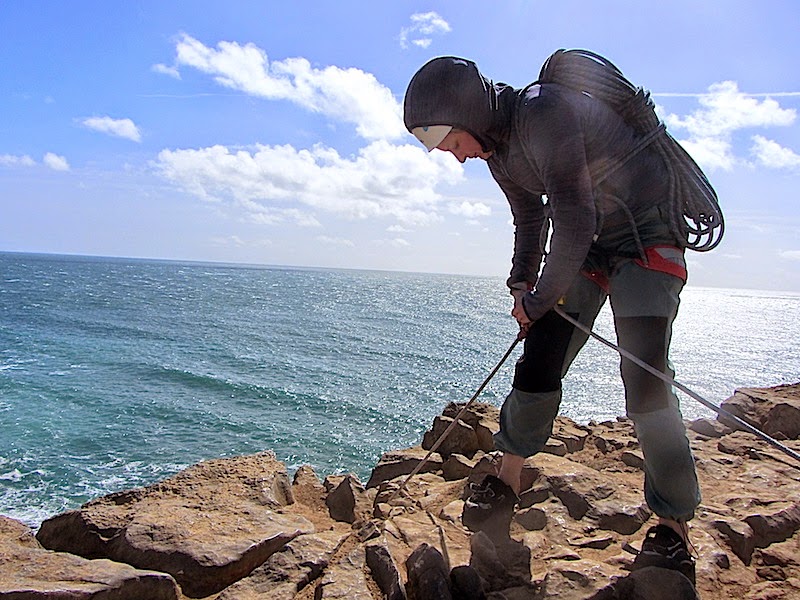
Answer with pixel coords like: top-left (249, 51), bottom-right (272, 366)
top-left (525, 453), bottom-right (650, 534)
top-left (314, 543), bottom-right (374, 599)
top-left (0, 515), bottom-right (179, 600)
top-left (366, 445), bottom-right (444, 488)
top-left (325, 473), bottom-right (371, 524)
top-left (602, 566), bottom-right (700, 599)
top-left (35, 452), bottom-right (313, 598)
top-left (366, 542), bottom-right (407, 600)
top-left (12, 383), bottom-right (800, 600)
top-left (719, 383), bottom-right (800, 438)
top-left (422, 415), bottom-right (480, 458)
top-left (405, 543), bottom-right (452, 600)
top-left (216, 529), bottom-right (345, 600)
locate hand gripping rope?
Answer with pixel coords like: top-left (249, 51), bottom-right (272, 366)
top-left (388, 309), bottom-right (799, 503)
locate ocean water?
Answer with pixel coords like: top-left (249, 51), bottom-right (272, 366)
top-left (1, 251), bottom-right (798, 527)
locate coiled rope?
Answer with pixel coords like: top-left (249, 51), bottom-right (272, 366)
top-left (538, 49), bottom-right (724, 251)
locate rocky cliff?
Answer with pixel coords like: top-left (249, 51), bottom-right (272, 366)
top-left (2, 383), bottom-right (799, 600)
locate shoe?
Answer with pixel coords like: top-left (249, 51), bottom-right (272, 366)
top-left (461, 475), bottom-right (518, 535)
top-left (632, 524), bottom-right (696, 585)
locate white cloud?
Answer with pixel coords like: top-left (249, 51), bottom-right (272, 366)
top-left (750, 135), bottom-right (800, 170)
top-left (666, 81), bottom-right (795, 138)
top-left (172, 34), bottom-right (405, 141)
top-left (152, 63), bottom-right (181, 79)
top-left (317, 235), bottom-right (355, 248)
top-left (449, 200), bottom-right (491, 219)
top-left (399, 12), bottom-right (451, 49)
top-left (43, 153), bottom-right (69, 171)
top-left (81, 116), bottom-right (142, 142)
top-left (156, 140), bottom-right (462, 226)
top-left (663, 81), bottom-right (798, 172)
top-left (780, 250), bottom-right (800, 262)
top-left (0, 154), bottom-right (36, 167)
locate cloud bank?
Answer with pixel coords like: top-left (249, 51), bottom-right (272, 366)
top-left (663, 81), bottom-right (798, 172)
top-left (170, 33), bottom-right (405, 141)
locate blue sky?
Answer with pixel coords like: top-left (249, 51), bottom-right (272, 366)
top-left (1, 1), bottom-right (799, 291)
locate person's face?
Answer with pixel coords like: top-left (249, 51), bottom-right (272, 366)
top-left (435, 130), bottom-right (493, 163)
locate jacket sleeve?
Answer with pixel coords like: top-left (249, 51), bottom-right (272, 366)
top-left (516, 89), bottom-right (597, 322)
top-left (488, 163), bottom-right (545, 293)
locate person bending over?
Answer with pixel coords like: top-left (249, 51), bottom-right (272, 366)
top-left (403, 51), bottom-right (710, 584)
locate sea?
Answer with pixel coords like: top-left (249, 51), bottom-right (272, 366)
top-left (1, 251), bottom-right (799, 527)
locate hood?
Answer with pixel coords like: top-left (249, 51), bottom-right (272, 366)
top-left (403, 56), bottom-right (509, 152)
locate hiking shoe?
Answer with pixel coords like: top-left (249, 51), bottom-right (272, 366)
top-left (632, 524), bottom-right (696, 585)
top-left (461, 475), bottom-right (518, 535)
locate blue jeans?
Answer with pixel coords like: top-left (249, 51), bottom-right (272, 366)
top-left (493, 259), bottom-right (701, 522)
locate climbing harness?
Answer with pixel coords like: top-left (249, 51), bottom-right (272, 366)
top-left (552, 305), bottom-right (800, 467)
top-left (385, 333), bottom-right (523, 504)
top-left (535, 49), bottom-right (725, 252)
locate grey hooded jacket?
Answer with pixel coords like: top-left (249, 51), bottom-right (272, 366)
top-left (404, 56), bottom-right (679, 322)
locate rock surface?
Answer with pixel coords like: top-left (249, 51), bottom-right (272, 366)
top-left (0, 514), bottom-right (180, 599)
top-left (1, 382), bottom-right (798, 599)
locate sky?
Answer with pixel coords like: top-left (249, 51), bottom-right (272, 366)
top-left (1, 1), bottom-right (799, 291)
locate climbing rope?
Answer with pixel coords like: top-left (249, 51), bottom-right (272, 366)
top-left (537, 49), bottom-right (725, 251)
top-left (552, 305), bottom-right (800, 467)
top-left (385, 334), bottom-right (522, 504)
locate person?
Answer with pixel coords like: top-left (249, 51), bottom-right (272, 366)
top-left (403, 52), bottom-right (704, 583)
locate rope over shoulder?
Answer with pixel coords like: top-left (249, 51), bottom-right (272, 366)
top-left (537, 49), bottom-right (725, 252)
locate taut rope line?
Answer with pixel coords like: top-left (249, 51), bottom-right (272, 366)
top-left (385, 335), bottom-right (522, 504)
top-left (552, 305), bottom-right (800, 467)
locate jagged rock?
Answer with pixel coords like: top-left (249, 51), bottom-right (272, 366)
top-left (216, 529), bottom-right (346, 600)
top-left (35, 452), bottom-right (313, 598)
top-left (754, 535), bottom-right (800, 569)
top-left (621, 450), bottom-right (644, 469)
top-left (543, 438), bottom-right (569, 456)
top-left (383, 508), bottom-right (472, 571)
top-left (366, 542), bottom-right (407, 600)
top-left (325, 473), bottom-right (371, 524)
top-left (524, 453), bottom-right (650, 534)
top-left (366, 445), bottom-right (444, 488)
top-left (442, 402), bottom-right (501, 453)
top-left (515, 506), bottom-right (548, 531)
top-left (601, 566), bottom-right (699, 599)
top-left (592, 420), bottom-right (639, 453)
top-left (537, 559), bottom-right (619, 599)
top-left (422, 415), bottom-right (480, 458)
top-left (713, 518), bottom-right (756, 565)
top-left (689, 417), bottom-right (732, 438)
top-left (11, 384), bottom-right (800, 600)
top-left (442, 452), bottom-right (479, 480)
top-left (314, 543), bottom-right (374, 598)
top-left (292, 465), bottom-right (328, 512)
top-left (552, 416), bottom-right (591, 453)
top-left (405, 543), bottom-right (452, 600)
top-left (719, 383), bottom-right (800, 438)
top-left (449, 564), bottom-right (487, 599)
top-left (0, 515), bottom-right (180, 599)
top-left (468, 531), bottom-right (532, 592)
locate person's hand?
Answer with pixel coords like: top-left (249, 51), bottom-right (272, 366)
top-left (511, 290), bottom-right (533, 333)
